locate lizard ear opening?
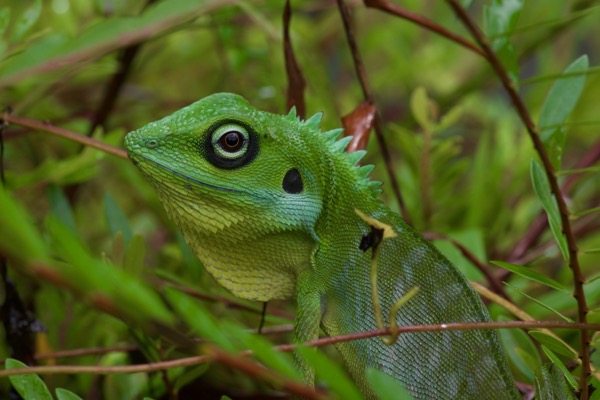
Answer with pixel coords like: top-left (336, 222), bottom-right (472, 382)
top-left (283, 168), bottom-right (303, 194)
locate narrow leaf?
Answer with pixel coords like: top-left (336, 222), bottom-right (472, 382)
top-left (56, 388), bottom-right (85, 400)
top-left (530, 159), bottom-right (569, 260)
top-left (534, 363), bottom-right (577, 400)
top-left (10, 0), bottom-right (42, 42)
top-left (237, 331), bottom-right (300, 380)
top-left (342, 101), bottom-right (376, 153)
top-left (103, 192), bottom-right (133, 245)
top-left (165, 288), bottom-right (237, 352)
top-left (539, 55), bottom-right (589, 168)
top-left (483, 0), bottom-right (523, 82)
top-left (541, 346), bottom-right (578, 390)
top-left (296, 346), bottom-right (363, 400)
top-left (505, 283), bottom-right (573, 322)
top-left (410, 87), bottom-right (433, 131)
top-left (6, 358), bottom-right (53, 400)
top-left (529, 330), bottom-right (577, 359)
top-left (48, 185), bottom-right (77, 235)
top-left (366, 368), bottom-right (413, 400)
top-left (492, 261), bottom-right (569, 293)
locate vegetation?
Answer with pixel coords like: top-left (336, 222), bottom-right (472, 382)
top-left (0, 0), bottom-right (599, 399)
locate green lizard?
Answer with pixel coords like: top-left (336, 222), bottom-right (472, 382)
top-left (124, 93), bottom-right (521, 399)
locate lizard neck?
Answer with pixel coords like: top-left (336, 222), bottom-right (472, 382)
top-left (151, 180), bottom-right (316, 302)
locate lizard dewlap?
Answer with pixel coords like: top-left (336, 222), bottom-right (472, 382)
top-left (125, 93), bottom-right (520, 399)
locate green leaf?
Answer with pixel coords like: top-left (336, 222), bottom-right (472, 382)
top-left (0, 7), bottom-right (10, 37)
top-left (123, 235), bottom-right (146, 277)
top-left (296, 346), bottom-right (363, 400)
top-left (534, 363), bottom-right (577, 400)
top-left (104, 192), bottom-right (133, 245)
top-left (238, 331), bottom-right (300, 380)
top-left (45, 217), bottom-right (175, 325)
top-left (10, 0), bottom-right (42, 42)
top-left (492, 261), bottom-right (569, 293)
top-left (538, 55), bottom-right (589, 169)
top-left (483, 0), bottom-right (523, 82)
top-left (164, 288), bottom-right (237, 352)
top-left (530, 159), bottom-right (569, 260)
top-left (498, 319), bottom-right (540, 382)
top-left (56, 388), bottom-right (85, 400)
top-left (48, 185), bottom-right (77, 235)
top-left (366, 368), bottom-right (413, 400)
top-left (505, 283), bottom-right (573, 322)
top-left (0, 188), bottom-right (48, 263)
top-left (0, 0), bottom-right (230, 87)
top-left (541, 346), bottom-right (578, 390)
top-left (6, 358), bottom-right (53, 400)
top-left (528, 330), bottom-right (578, 359)
top-left (410, 87), bottom-right (433, 131)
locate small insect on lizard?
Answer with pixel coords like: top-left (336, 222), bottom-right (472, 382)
top-left (125, 92), bottom-right (520, 399)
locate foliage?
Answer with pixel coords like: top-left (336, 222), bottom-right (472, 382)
top-left (1, 0), bottom-right (599, 399)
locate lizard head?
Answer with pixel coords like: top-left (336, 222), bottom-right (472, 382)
top-left (124, 93), bottom-right (327, 300)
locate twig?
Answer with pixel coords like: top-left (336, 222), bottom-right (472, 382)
top-left (2, 320), bottom-right (598, 378)
top-left (1, 114), bottom-right (128, 160)
top-left (336, 0), bottom-right (411, 223)
top-left (509, 138), bottom-right (600, 262)
top-left (204, 346), bottom-right (327, 400)
top-left (445, 1), bottom-right (591, 396)
top-left (283, 0), bottom-right (306, 118)
top-left (363, 0), bottom-right (486, 58)
top-left (424, 232), bottom-right (509, 299)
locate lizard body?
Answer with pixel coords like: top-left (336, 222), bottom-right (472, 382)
top-left (125, 93), bottom-right (520, 399)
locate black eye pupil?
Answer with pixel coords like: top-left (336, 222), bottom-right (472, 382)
top-left (220, 131), bottom-right (243, 152)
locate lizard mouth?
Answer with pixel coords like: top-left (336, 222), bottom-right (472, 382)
top-left (128, 151), bottom-right (269, 200)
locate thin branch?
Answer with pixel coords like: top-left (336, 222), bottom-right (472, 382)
top-left (363, 0), bottom-right (486, 58)
top-left (424, 232), bottom-right (509, 299)
top-left (204, 346), bottom-right (327, 400)
top-left (1, 114), bottom-right (128, 160)
top-left (2, 320), bottom-right (598, 378)
top-left (337, 0), bottom-right (411, 223)
top-left (283, 0), bottom-right (306, 118)
top-left (445, 1), bottom-right (591, 397)
top-left (509, 138), bottom-right (600, 262)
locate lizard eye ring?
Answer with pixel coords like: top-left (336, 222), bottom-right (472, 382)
top-left (205, 121), bottom-right (258, 169)
top-left (212, 124), bottom-right (249, 159)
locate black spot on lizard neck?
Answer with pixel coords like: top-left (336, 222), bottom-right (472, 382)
top-left (282, 168), bottom-right (303, 194)
top-left (359, 226), bottom-right (384, 252)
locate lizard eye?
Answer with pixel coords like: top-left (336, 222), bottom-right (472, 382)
top-left (205, 121), bottom-right (258, 169)
top-left (212, 124), bottom-right (249, 159)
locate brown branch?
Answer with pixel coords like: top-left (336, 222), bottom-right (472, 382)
top-left (363, 0), bottom-right (486, 58)
top-left (149, 277), bottom-right (295, 320)
top-left (283, 0), bottom-right (306, 119)
top-left (88, 0), bottom-right (157, 136)
top-left (1, 114), bottom-right (128, 160)
top-left (424, 232), bottom-right (509, 299)
top-left (337, 0), bottom-right (411, 224)
top-left (3, 320), bottom-right (598, 378)
top-left (445, 1), bottom-right (591, 397)
top-left (205, 346), bottom-right (327, 400)
top-left (509, 138), bottom-right (600, 262)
